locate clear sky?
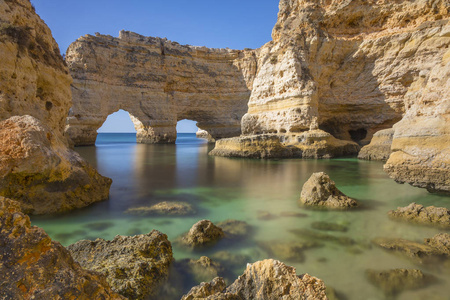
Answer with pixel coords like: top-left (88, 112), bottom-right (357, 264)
top-left (31, 0), bottom-right (280, 132)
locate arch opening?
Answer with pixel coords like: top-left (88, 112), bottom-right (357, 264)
top-left (96, 109), bottom-right (138, 144)
top-left (176, 119), bottom-right (211, 144)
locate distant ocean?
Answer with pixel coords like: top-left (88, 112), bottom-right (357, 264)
top-left (95, 132), bottom-right (207, 145)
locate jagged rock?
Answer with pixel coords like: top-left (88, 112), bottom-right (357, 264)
top-left (67, 230), bottom-right (173, 299)
top-left (180, 220), bottom-right (225, 248)
top-left (258, 240), bottom-right (320, 262)
top-left (388, 203), bottom-right (450, 228)
top-left (299, 172), bottom-right (359, 208)
top-left (366, 269), bottom-right (435, 296)
top-left (424, 233), bottom-right (450, 256)
top-left (216, 219), bottom-right (251, 239)
top-left (358, 128), bottom-right (394, 161)
top-left (125, 201), bottom-right (196, 216)
top-left (0, 0), bottom-right (112, 214)
top-left (0, 197), bottom-right (124, 299)
top-left (182, 259), bottom-right (327, 300)
top-left (0, 116), bottom-right (112, 214)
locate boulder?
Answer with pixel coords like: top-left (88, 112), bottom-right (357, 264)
top-left (180, 220), bottom-right (225, 248)
top-left (67, 230), bottom-right (173, 299)
top-left (388, 203), bottom-right (450, 228)
top-left (358, 128), bottom-right (394, 161)
top-left (366, 269), bottom-right (435, 296)
top-left (125, 201), bottom-right (196, 216)
top-left (299, 172), bottom-right (358, 208)
top-left (182, 259), bottom-right (327, 300)
top-left (0, 197), bottom-right (123, 299)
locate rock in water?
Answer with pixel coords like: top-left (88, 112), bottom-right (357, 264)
top-left (388, 203), bottom-right (450, 228)
top-left (424, 233), bottom-right (450, 256)
top-left (216, 219), bottom-right (251, 239)
top-left (180, 220), bottom-right (225, 248)
top-left (299, 172), bottom-right (358, 208)
top-left (358, 128), bottom-right (394, 161)
top-left (366, 269), bottom-right (435, 296)
top-left (0, 197), bottom-right (123, 299)
top-left (182, 259), bottom-right (328, 300)
top-left (125, 201), bottom-right (196, 216)
top-left (67, 230), bottom-right (173, 299)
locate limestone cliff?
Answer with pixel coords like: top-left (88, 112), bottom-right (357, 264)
top-left (0, 0), bottom-right (112, 213)
top-left (65, 31), bottom-right (258, 145)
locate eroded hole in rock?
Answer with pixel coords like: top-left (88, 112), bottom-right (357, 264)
top-left (45, 101), bottom-right (53, 111)
top-left (348, 128), bottom-right (367, 142)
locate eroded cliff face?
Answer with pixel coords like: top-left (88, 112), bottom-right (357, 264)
top-left (65, 31), bottom-right (258, 145)
top-left (0, 0), bottom-right (112, 213)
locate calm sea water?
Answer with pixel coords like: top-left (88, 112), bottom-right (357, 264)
top-left (32, 133), bottom-right (450, 299)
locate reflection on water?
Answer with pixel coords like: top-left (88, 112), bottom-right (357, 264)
top-left (32, 133), bottom-right (450, 299)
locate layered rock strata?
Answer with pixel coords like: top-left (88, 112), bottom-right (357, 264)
top-left (358, 128), bottom-right (394, 161)
top-left (65, 31), bottom-right (257, 145)
top-left (388, 203), bottom-right (450, 228)
top-left (0, 0), bottom-right (112, 214)
top-left (181, 259), bottom-right (327, 300)
top-left (0, 197), bottom-right (124, 299)
top-left (67, 230), bottom-right (173, 299)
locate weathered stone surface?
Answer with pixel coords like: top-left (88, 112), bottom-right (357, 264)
top-left (216, 219), bottom-right (251, 239)
top-left (0, 197), bottom-right (124, 299)
top-left (67, 230), bottom-right (173, 299)
top-left (180, 220), bottom-right (225, 248)
top-left (366, 269), bottom-right (435, 296)
top-left (125, 201), bottom-right (195, 216)
top-left (299, 172), bottom-right (358, 208)
top-left (196, 129), bottom-right (216, 143)
top-left (182, 259), bottom-right (328, 300)
top-left (65, 30), bottom-right (257, 145)
top-left (358, 128), bottom-right (394, 161)
top-left (388, 203), bottom-right (450, 228)
top-left (0, 116), bottom-right (112, 214)
top-left (424, 233), bottom-right (450, 256)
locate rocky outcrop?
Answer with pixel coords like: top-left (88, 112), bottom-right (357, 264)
top-left (0, 0), bottom-right (112, 214)
top-left (196, 129), bottom-right (215, 143)
top-left (0, 115), bottom-right (112, 214)
top-left (0, 197), bottom-right (124, 299)
top-left (125, 201), bottom-right (195, 216)
top-left (366, 269), bottom-right (435, 296)
top-left (65, 31), bottom-right (257, 145)
top-left (67, 230), bottom-right (173, 299)
top-left (180, 220), bottom-right (225, 248)
top-left (299, 172), bottom-right (358, 208)
top-left (388, 203), bottom-right (450, 228)
top-left (181, 259), bottom-right (328, 300)
top-left (358, 128), bottom-right (394, 161)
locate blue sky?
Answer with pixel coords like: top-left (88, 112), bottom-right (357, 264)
top-left (32, 0), bottom-right (279, 132)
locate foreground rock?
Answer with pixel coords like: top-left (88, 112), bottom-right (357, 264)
top-left (67, 230), bottom-right (173, 299)
top-left (388, 203), bottom-right (450, 228)
top-left (358, 128), bottom-right (394, 161)
top-left (182, 259), bottom-right (327, 300)
top-left (366, 269), bottom-right (435, 296)
top-left (209, 130), bottom-right (359, 159)
top-left (0, 197), bottom-right (123, 299)
top-left (125, 201), bottom-right (195, 216)
top-left (299, 172), bottom-right (358, 209)
top-left (180, 220), bottom-right (225, 248)
top-left (0, 116), bottom-right (112, 214)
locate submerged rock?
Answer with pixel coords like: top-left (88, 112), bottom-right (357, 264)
top-left (299, 172), bottom-right (359, 209)
top-left (182, 259), bottom-right (327, 300)
top-left (311, 221), bottom-right (348, 232)
top-left (0, 197), bottom-right (123, 299)
top-left (366, 269), bottom-right (435, 296)
top-left (258, 240), bottom-right (321, 262)
top-left (216, 219), bottom-right (251, 239)
top-left (180, 220), bottom-right (225, 248)
top-left (125, 201), bottom-right (196, 216)
top-left (67, 230), bottom-right (173, 299)
top-left (388, 203), bottom-right (450, 228)
top-left (257, 210), bottom-right (278, 220)
top-left (290, 228), bottom-right (355, 246)
top-left (358, 128), bottom-right (394, 161)
top-left (175, 256), bottom-right (225, 285)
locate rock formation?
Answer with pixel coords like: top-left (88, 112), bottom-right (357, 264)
top-left (181, 259), bottom-right (328, 300)
top-left (180, 220), bottom-right (225, 248)
top-left (388, 202), bottom-right (450, 228)
top-left (125, 201), bottom-right (196, 216)
top-left (67, 230), bottom-right (173, 299)
top-left (299, 172), bottom-right (359, 208)
top-left (0, 197), bottom-right (124, 299)
top-left (358, 128), bottom-right (394, 161)
top-left (65, 31), bottom-right (257, 145)
top-left (0, 0), bottom-right (112, 214)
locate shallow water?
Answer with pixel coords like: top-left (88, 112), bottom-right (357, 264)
top-left (32, 133), bottom-right (450, 299)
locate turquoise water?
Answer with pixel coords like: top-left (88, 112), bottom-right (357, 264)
top-left (32, 133), bottom-right (450, 299)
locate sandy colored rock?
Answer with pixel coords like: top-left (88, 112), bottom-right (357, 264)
top-left (125, 201), bottom-right (195, 216)
top-left (0, 116), bottom-right (112, 214)
top-left (196, 129), bottom-right (216, 143)
top-left (366, 269), bottom-right (435, 296)
top-left (299, 172), bottom-right (358, 208)
top-left (182, 259), bottom-right (328, 300)
top-left (424, 233), bottom-right (450, 256)
top-left (0, 197), bottom-right (124, 299)
top-left (67, 230), bottom-right (173, 299)
top-left (180, 220), bottom-right (225, 248)
top-left (388, 203), bottom-right (450, 228)
top-left (358, 128), bottom-right (394, 161)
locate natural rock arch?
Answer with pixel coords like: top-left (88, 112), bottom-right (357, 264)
top-left (65, 31), bottom-right (258, 145)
